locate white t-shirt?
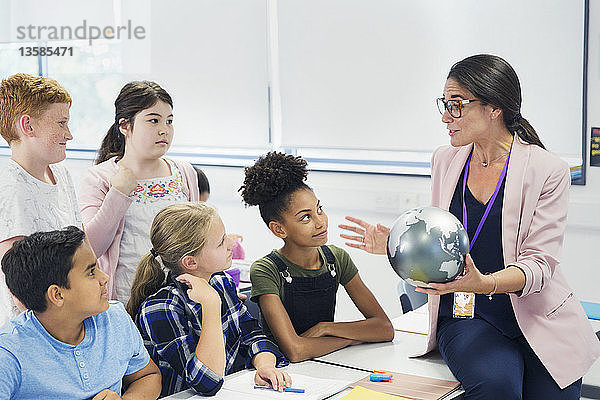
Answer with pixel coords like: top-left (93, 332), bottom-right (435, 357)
top-left (115, 159), bottom-right (187, 305)
top-left (0, 159), bottom-right (82, 326)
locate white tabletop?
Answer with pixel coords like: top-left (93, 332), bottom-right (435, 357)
top-left (313, 330), bottom-right (456, 383)
top-left (164, 330), bottom-right (462, 399)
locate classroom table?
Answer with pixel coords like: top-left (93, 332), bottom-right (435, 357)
top-left (164, 329), bottom-right (463, 399)
top-left (162, 313), bottom-right (600, 399)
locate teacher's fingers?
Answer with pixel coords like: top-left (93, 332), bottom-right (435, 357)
top-left (414, 286), bottom-right (437, 295)
top-left (415, 286), bottom-right (451, 295)
top-left (340, 233), bottom-right (364, 242)
top-left (415, 280), bottom-right (457, 295)
top-left (338, 224), bottom-right (364, 234)
top-left (343, 216), bottom-right (370, 228)
top-left (344, 242), bottom-right (366, 249)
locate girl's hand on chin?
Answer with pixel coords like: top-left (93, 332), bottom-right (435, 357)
top-left (176, 274), bottom-right (221, 305)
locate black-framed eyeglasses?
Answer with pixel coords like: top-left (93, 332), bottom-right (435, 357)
top-left (436, 97), bottom-right (480, 118)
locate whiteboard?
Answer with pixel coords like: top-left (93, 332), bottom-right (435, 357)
top-left (3, 0), bottom-right (271, 151)
top-left (1, 0), bottom-right (586, 177)
top-left (146, 0), bottom-right (270, 149)
top-left (277, 0), bottom-right (585, 160)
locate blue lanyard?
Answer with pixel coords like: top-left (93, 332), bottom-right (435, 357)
top-left (462, 149), bottom-right (511, 251)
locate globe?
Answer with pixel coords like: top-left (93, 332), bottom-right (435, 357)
top-left (386, 206), bottom-right (469, 287)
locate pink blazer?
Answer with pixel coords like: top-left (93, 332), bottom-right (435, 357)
top-left (78, 157), bottom-right (200, 299)
top-left (425, 136), bottom-right (600, 388)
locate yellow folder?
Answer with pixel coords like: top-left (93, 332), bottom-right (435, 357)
top-left (341, 385), bottom-right (412, 400)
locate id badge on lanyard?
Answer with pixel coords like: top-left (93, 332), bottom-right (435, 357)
top-left (453, 149), bottom-right (510, 319)
top-left (453, 292), bottom-right (475, 319)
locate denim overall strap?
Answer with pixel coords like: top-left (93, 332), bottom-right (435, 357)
top-left (266, 249), bottom-right (339, 335)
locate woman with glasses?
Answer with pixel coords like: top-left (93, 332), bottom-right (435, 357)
top-left (340, 54), bottom-right (599, 399)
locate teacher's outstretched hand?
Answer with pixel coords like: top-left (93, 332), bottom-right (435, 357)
top-left (338, 216), bottom-right (390, 255)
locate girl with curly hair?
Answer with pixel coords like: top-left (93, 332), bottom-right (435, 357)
top-left (240, 152), bottom-right (394, 362)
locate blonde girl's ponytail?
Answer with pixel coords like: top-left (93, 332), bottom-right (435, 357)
top-left (126, 252), bottom-right (165, 317)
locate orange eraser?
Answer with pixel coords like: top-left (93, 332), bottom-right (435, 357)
top-left (373, 370), bottom-right (392, 378)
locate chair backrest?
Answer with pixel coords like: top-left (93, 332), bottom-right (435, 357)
top-left (240, 287), bottom-right (262, 325)
top-left (399, 292), bottom-right (413, 313)
top-left (397, 280), bottom-right (427, 314)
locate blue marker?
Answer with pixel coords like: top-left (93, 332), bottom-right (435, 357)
top-left (254, 385), bottom-right (306, 393)
top-left (369, 373), bottom-right (391, 382)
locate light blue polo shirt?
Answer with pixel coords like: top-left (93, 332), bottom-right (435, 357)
top-left (0, 301), bottom-right (150, 399)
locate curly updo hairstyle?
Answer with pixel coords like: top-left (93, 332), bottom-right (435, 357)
top-left (240, 152), bottom-right (311, 225)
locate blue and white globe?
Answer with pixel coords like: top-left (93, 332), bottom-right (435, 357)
top-left (387, 206), bottom-right (469, 287)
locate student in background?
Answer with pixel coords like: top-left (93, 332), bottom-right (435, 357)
top-left (0, 226), bottom-right (161, 399)
top-left (194, 165), bottom-right (211, 202)
top-left (78, 81), bottom-right (199, 305)
top-left (240, 152), bottom-right (394, 363)
top-left (0, 73), bottom-right (82, 326)
top-left (127, 203), bottom-right (289, 397)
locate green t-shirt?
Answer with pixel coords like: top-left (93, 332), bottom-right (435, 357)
top-left (250, 244), bottom-right (359, 339)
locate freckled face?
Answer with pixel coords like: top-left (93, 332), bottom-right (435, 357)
top-left (29, 102), bottom-right (72, 164)
top-left (279, 188), bottom-right (328, 247)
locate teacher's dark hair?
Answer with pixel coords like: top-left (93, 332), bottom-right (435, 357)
top-left (96, 81), bottom-right (173, 164)
top-left (448, 54), bottom-right (545, 149)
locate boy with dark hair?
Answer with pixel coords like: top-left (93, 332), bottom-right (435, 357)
top-left (0, 226), bottom-right (161, 399)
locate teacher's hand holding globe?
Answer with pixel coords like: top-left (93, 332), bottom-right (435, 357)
top-left (386, 206), bottom-right (468, 287)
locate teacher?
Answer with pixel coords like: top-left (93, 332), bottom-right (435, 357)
top-left (340, 54), bottom-right (600, 399)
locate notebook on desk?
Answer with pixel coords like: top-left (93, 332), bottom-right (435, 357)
top-left (348, 371), bottom-right (460, 400)
top-left (187, 371), bottom-right (353, 400)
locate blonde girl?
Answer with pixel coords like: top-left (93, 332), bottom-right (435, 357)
top-left (127, 202), bottom-right (290, 397)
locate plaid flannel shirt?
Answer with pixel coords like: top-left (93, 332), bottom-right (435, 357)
top-left (135, 271), bottom-right (287, 397)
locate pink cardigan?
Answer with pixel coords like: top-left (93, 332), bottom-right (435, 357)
top-left (78, 157), bottom-right (200, 299)
top-left (424, 136), bottom-right (600, 388)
